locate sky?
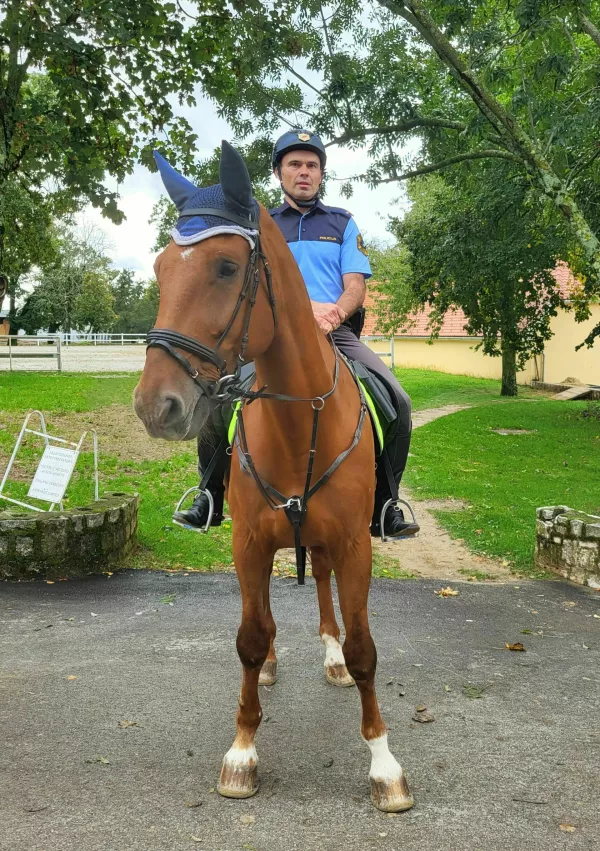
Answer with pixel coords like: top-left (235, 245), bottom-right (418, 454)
top-left (81, 95), bottom-right (414, 281)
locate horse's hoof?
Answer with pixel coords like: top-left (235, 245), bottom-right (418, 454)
top-left (370, 773), bottom-right (414, 812)
top-left (259, 659), bottom-right (277, 686)
top-left (325, 663), bottom-right (355, 687)
top-left (218, 754), bottom-right (259, 799)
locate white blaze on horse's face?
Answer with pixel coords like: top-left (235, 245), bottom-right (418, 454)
top-left (180, 247), bottom-right (195, 261)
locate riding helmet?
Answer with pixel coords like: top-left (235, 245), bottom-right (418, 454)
top-left (272, 129), bottom-right (327, 170)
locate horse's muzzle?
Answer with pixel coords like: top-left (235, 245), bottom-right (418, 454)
top-left (133, 383), bottom-right (210, 441)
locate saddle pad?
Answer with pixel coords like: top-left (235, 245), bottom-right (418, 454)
top-left (226, 374), bottom-right (385, 453)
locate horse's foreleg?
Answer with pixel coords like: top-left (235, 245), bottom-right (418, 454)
top-left (333, 535), bottom-right (414, 812)
top-left (311, 546), bottom-right (354, 687)
top-left (218, 542), bottom-right (273, 800)
top-left (258, 577), bottom-right (277, 686)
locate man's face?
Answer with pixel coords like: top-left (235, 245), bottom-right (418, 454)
top-left (275, 150), bottom-right (323, 202)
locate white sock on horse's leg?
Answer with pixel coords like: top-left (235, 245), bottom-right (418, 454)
top-left (363, 733), bottom-right (414, 812)
top-left (218, 741), bottom-right (259, 799)
top-left (321, 633), bottom-right (355, 687)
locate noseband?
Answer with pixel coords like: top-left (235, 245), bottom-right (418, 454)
top-left (146, 214), bottom-right (277, 405)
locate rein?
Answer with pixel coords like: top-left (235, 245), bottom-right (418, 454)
top-left (147, 211), bottom-right (367, 584)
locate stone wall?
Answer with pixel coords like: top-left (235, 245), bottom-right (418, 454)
top-left (535, 506), bottom-right (600, 587)
top-left (0, 492), bottom-right (138, 581)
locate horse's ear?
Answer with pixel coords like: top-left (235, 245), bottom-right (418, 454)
top-left (153, 151), bottom-right (197, 212)
top-left (220, 141), bottom-right (254, 216)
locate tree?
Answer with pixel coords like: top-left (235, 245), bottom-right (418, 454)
top-left (16, 221), bottom-right (112, 333)
top-left (111, 269), bottom-right (145, 333)
top-left (0, 1), bottom-right (275, 283)
top-left (126, 279), bottom-right (159, 333)
top-left (389, 164), bottom-right (571, 395)
top-left (367, 240), bottom-right (418, 334)
top-left (0, 175), bottom-right (60, 328)
top-left (73, 270), bottom-right (116, 333)
top-left (200, 0), bottom-right (600, 346)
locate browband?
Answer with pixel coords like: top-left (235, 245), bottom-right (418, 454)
top-left (180, 207), bottom-right (260, 230)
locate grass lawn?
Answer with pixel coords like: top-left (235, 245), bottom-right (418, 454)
top-left (405, 399), bottom-right (600, 575)
top-left (396, 367), bottom-right (547, 411)
top-left (1, 368), bottom-right (596, 577)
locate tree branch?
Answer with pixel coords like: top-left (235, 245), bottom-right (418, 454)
top-left (370, 149), bottom-right (524, 183)
top-left (567, 146), bottom-right (600, 186)
top-left (579, 12), bottom-right (600, 50)
top-left (325, 117), bottom-right (466, 147)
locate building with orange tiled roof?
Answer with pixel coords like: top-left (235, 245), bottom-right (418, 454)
top-left (361, 263), bottom-right (599, 386)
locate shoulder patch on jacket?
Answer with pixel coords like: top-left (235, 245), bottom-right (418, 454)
top-left (357, 233), bottom-right (368, 255)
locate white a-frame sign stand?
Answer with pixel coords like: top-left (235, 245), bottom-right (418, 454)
top-left (0, 411), bottom-right (98, 512)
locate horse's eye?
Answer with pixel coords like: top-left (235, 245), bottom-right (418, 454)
top-left (219, 260), bottom-right (239, 278)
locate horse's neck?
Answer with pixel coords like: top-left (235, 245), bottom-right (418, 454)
top-left (254, 265), bottom-right (334, 405)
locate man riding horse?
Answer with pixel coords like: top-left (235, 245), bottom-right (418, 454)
top-left (174, 129), bottom-right (419, 541)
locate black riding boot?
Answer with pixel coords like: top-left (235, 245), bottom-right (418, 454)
top-left (172, 436), bottom-right (230, 530)
top-left (370, 432), bottom-right (420, 540)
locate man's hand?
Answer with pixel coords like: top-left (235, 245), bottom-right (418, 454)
top-left (311, 301), bottom-right (346, 335)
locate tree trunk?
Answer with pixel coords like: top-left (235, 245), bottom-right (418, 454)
top-left (501, 346), bottom-right (518, 397)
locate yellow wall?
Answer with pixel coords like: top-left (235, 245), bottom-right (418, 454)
top-left (365, 337), bottom-right (538, 384)
top-left (364, 304), bottom-right (599, 387)
top-left (542, 305), bottom-right (600, 386)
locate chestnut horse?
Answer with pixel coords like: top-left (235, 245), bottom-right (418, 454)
top-left (134, 142), bottom-right (413, 812)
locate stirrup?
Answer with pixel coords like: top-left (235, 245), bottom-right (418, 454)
top-left (379, 497), bottom-right (419, 543)
top-left (173, 486), bottom-right (214, 534)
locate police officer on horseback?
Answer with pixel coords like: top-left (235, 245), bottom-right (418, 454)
top-left (174, 129), bottom-right (419, 541)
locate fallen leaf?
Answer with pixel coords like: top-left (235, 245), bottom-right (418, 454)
top-left (435, 587), bottom-right (459, 597)
top-left (85, 755), bottom-right (110, 765)
top-left (184, 800), bottom-right (203, 808)
top-left (45, 581), bottom-right (55, 585)
top-left (240, 814), bottom-right (255, 825)
top-left (559, 824), bottom-right (576, 833)
top-left (593, 614), bottom-right (600, 619)
top-left (190, 836), bottom-right (203, 843)
top-left (118, 720), bottom-right (138, 729)
top-left (444, 685), bottom-right (452, 693)
top-left (506, 642), bottom-right (526, 652)
top-left (66, 675), bottom-right (77, 681)
top-left (415, 704), bottom-right (427, 712)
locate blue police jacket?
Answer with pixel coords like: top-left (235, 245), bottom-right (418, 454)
top-left (270, 199), bottom-right (372, 304)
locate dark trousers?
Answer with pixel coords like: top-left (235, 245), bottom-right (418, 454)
top-left (196, 326), bottom-right (412, 516)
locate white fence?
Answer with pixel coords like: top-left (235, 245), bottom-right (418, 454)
top-left (0, 335), bottom-right (62, 371)
top-left (60, 332), bottom-right (147, 346)
top-left (361, 335), bottom-right (395, 369)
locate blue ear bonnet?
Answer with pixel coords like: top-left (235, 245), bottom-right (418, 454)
top-left (176, 184), bottom-right (260, 238)
top-left (153, 146), bottom-right (260, 245)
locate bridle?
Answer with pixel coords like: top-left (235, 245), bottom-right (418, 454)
top-left (146, 208), bottom-right (367, 585)
top-left (146, 211), bottom-right (277, 405)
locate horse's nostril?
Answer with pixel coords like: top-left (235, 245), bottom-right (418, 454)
top-left (159, 394), bottom-right (185, 428)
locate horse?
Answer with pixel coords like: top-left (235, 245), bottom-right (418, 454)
top-left (133, 141), bottom-right (414, 812)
